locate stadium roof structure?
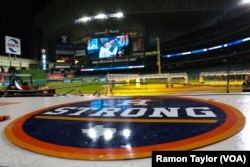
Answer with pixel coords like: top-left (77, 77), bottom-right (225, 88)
top-left (34, 0), bottom-right (250, 46)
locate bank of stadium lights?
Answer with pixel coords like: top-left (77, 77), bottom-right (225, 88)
top-left (239, 0), bottom-right (250, 5)
top-left (242, 0), bottom-right (250, 4)
top-left (75, 12), bottom-right (124, 24)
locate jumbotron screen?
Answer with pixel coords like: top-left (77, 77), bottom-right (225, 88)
top-left (86, 34), bottom-right (130, 59)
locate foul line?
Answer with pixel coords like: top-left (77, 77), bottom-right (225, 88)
top-left (35, 115), bottom-right (217, 123)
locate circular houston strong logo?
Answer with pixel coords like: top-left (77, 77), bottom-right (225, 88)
top-left (5, 96), bottom-right (245, 160)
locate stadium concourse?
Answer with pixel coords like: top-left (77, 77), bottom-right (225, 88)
top-left (0, 91), bottom-right (249, 167)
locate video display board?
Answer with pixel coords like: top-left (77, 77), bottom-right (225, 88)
top-left (87, 34), bottom-right (130, 59)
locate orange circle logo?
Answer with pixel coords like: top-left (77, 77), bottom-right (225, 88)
top-left (5, 96), bottom-right (245, 160)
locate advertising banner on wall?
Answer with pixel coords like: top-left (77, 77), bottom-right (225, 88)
top-left (55, 43), bottom-right (74, 55)
top-left (5, 36), bottom-right (21, 55)
top-left (75, 44), bottom-right (87, 57)
top-left (132, 37), bottom-right (144, 52)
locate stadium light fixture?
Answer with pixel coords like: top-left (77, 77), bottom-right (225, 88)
top-left (95, 13), bottom-right (107, 19)
top-left (75, 12), bottom-right (124, 24)
top-left (111, 12), bottom-right (124, 18)
top-left (239, 0), bottom-right (250, 5)
top-left (79, 17), bottom-right (91, 22)
top-left (242, 0), bottom-right (250, 4)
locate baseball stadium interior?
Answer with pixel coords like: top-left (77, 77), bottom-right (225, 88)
top-left (0, 0), bottom-right (250, 167)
